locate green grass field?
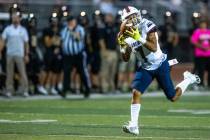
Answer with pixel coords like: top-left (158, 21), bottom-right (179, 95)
top-left (0, 93), bottom-right (210, 140)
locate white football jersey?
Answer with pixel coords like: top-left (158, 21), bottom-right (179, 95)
top-left (125, 18), bottom-right (167, 70)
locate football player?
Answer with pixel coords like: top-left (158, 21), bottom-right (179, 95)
top-left (117, 6), bottom-right (201, 135)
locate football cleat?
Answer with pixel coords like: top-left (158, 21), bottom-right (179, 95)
top-left (5, 92), bottom-right (12, 98)
top-left (23, 92), bottom-right (29, 97)
top-left (122, 121), bottom-right (139, 135)
top-left (183, 71), bottom-right (201, 84)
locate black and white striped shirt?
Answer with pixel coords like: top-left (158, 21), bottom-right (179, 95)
top-left (61, 25), bottom-right (85, 55)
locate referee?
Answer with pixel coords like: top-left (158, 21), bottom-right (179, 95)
top-left (60, 16), bottom-right (91, 98)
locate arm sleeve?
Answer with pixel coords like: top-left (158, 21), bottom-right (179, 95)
top-left (23, 28), bottom-right (29, 42)
top-left (2, 27), bottom-right (8, 40)
top-left (124, 37), bottom-right (142, 49)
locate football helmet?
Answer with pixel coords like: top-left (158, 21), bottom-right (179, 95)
top-left (121, 6), bottom-right (142, 28)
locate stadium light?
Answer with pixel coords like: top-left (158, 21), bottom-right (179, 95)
top-left (193, 12), bottom-right (200, 18)
top-left (13, 3), bottom-right (18, 9)
top-left (16, 11), bottom-right (20, 16)
top-left (165, 11), bottom-right (171, 17)
top-left (63, 11), bottom-right (68, 17)
top-left (80, 11), bottom-right (86, 17)
top-left (95, 10), bottom-right (100, 15)
top-left (142, 9), bottom-right (147, 15)
top-left (52, 12), bottom-right (57, 18)
top-left (61, 6), bottom-right (67, 11)
top-left (29, 13), bottom-right (34, 18)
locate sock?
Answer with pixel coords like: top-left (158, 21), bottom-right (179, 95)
top-left (130, 104), bottom-right (141, 126)
top-left (176, 78), bottom-right (192, 94)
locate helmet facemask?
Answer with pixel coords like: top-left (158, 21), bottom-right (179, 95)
top-left (125, 12), bottom-right (141, 28)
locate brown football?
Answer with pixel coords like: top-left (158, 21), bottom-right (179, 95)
top-left (119, 20), bottom-right (133, 35)
top-left (120, 20), bottom-right (128, 34)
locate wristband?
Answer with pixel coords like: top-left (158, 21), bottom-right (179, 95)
top-left (138, 37), bottom-right (146, 44)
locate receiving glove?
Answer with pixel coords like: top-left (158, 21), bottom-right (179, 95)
top-left (117, 33), bottom-right (129, 53)
top-left (124, 27), bottom-right (146, 44)
top-left (117, 33), bottom-right (126, 46)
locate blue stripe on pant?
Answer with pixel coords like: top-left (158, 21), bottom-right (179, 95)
top-left (131, 60), bottom-right (176, 100)
top-left (63, 51), bottom-right (91, 95)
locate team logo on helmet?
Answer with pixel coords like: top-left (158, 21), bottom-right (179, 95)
top-left (121, 6), bottom-right (142, 28)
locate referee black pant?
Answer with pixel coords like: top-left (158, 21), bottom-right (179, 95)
top-left (63, 51), bottom-right (91, 96)
top-left (194, 57), bottom-right (210, 87)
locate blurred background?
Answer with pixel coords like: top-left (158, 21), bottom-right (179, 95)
top-left (0, 0), bottom-right (209, 98)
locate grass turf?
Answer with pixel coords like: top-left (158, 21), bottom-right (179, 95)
top-left (0, 94), bottom-right (210, 140)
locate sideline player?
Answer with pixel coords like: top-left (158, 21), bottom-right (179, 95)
top-left (117, 6), bottom-right (201, 135)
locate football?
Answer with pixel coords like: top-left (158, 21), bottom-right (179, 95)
top-left (118, 20), bottom-right (132, 53)
top-left (119, 20), bottom-right (133, 34)
top-left (120, 20), bottom-right (128, 34)
top-left (120, 20), bottom-right (133, 33)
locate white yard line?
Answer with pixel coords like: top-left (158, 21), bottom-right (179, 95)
top-left (0, 119), bottom-right (57, 123)
top-left (0, 112), bottom-right (209, 119)
top-left (86, 123), bottom-right (210, 129)
top-left (140, 124), bottom-right (210, 129)
top-left (0, 118), bottom-right (209, 129)
top-left (47, 134), bottom-right (204, 140)
top-left (168, 109), bottom-right (210, 115)
top-left (140, 115), bottom-right (210, 119)
top-left (0, 134), bottom-right (205, 140)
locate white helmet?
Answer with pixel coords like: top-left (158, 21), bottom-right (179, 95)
top-left (121, 6), bottom-right (142, 27)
